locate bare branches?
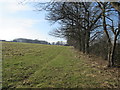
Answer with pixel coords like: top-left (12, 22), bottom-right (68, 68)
top-left (110, 2), bottom-right (120, 12)
top-left (38, 1), bottom-right (120, 67)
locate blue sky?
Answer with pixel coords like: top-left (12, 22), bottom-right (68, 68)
top-left (0, 0), bottom-right (66, 43)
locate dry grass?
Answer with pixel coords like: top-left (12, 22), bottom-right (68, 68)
top-left (2, 42), bottom-right (120, 89)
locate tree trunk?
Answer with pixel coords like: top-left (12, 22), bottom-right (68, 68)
top-left (108, 11), bottom-right (120, 67)
top-left (79, 37), bottom-right (82, 51)
top-left (81, 31), bottom-right (85, 53)
top-left (110, 31), bottom-right (120, 66)
top-left (102, 4), bottom-right (113, 67)
top-left (85, 30), bottom-right (90, 54)
top-left (85, 10), bottom-right (90, 54)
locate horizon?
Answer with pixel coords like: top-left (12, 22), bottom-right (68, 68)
top-left (0, 38), bottom-right (67, 43)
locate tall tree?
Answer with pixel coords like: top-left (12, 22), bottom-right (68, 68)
top-left (97, 2), bottom-right (120, 67)
top-left (36, 1), bottom-right (120, 67)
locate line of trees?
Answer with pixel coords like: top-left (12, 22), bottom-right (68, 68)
top-left (51, 41), bottom-right (66, 45)
top-left (13, 38), bottom-right (50, 45)
top-left (36, 1), bottom-right (120, 67)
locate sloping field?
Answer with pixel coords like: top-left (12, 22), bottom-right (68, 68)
top-left (2, 42), bottom-right (119, 88)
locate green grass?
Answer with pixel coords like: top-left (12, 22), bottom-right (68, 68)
top-left (2, 42), bottom-right (119, 88)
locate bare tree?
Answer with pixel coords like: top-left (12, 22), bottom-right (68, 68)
top-left (35, 1), bottom-right (120, 67)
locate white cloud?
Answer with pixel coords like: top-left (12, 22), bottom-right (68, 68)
top-left (0, 0), bottom-right (43, 40)
top-left (0, 0), bottom-right (49, 42)
top-left (0, 0), bottom-right (51, 3)
top-left (7, 3), bottom-right (31, 13)
top-left (0, 0), bottom-right (66, 43)
top-left (0, 0), bottom-right (16, 3)
top-left (0, 17), bottom-right (66, 42)
top-left (0, 0), bottom-right (49, 3)
top-left (0, 0), bottom-right (32, 13)
top-left (0, 18), bottom-right (39, 28)
top-left (0, 17), bottom-right (46, 41)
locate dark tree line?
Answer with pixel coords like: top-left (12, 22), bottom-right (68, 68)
top-left (36, 1), bottom-right (120, 67)
top-left (13, 38), bottom-right (50, 45)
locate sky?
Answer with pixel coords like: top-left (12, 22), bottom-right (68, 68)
top-left (0, 0), bottom-right (66, 43)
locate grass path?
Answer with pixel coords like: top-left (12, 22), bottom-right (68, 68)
top-left (2, 42), bottom-right (119, 88)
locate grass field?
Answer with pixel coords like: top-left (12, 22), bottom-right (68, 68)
top-left (2, 42), bottom-right (119, 88)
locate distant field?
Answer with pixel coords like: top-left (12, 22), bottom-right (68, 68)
top-left (2, 42), bottom-right (119, 88)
